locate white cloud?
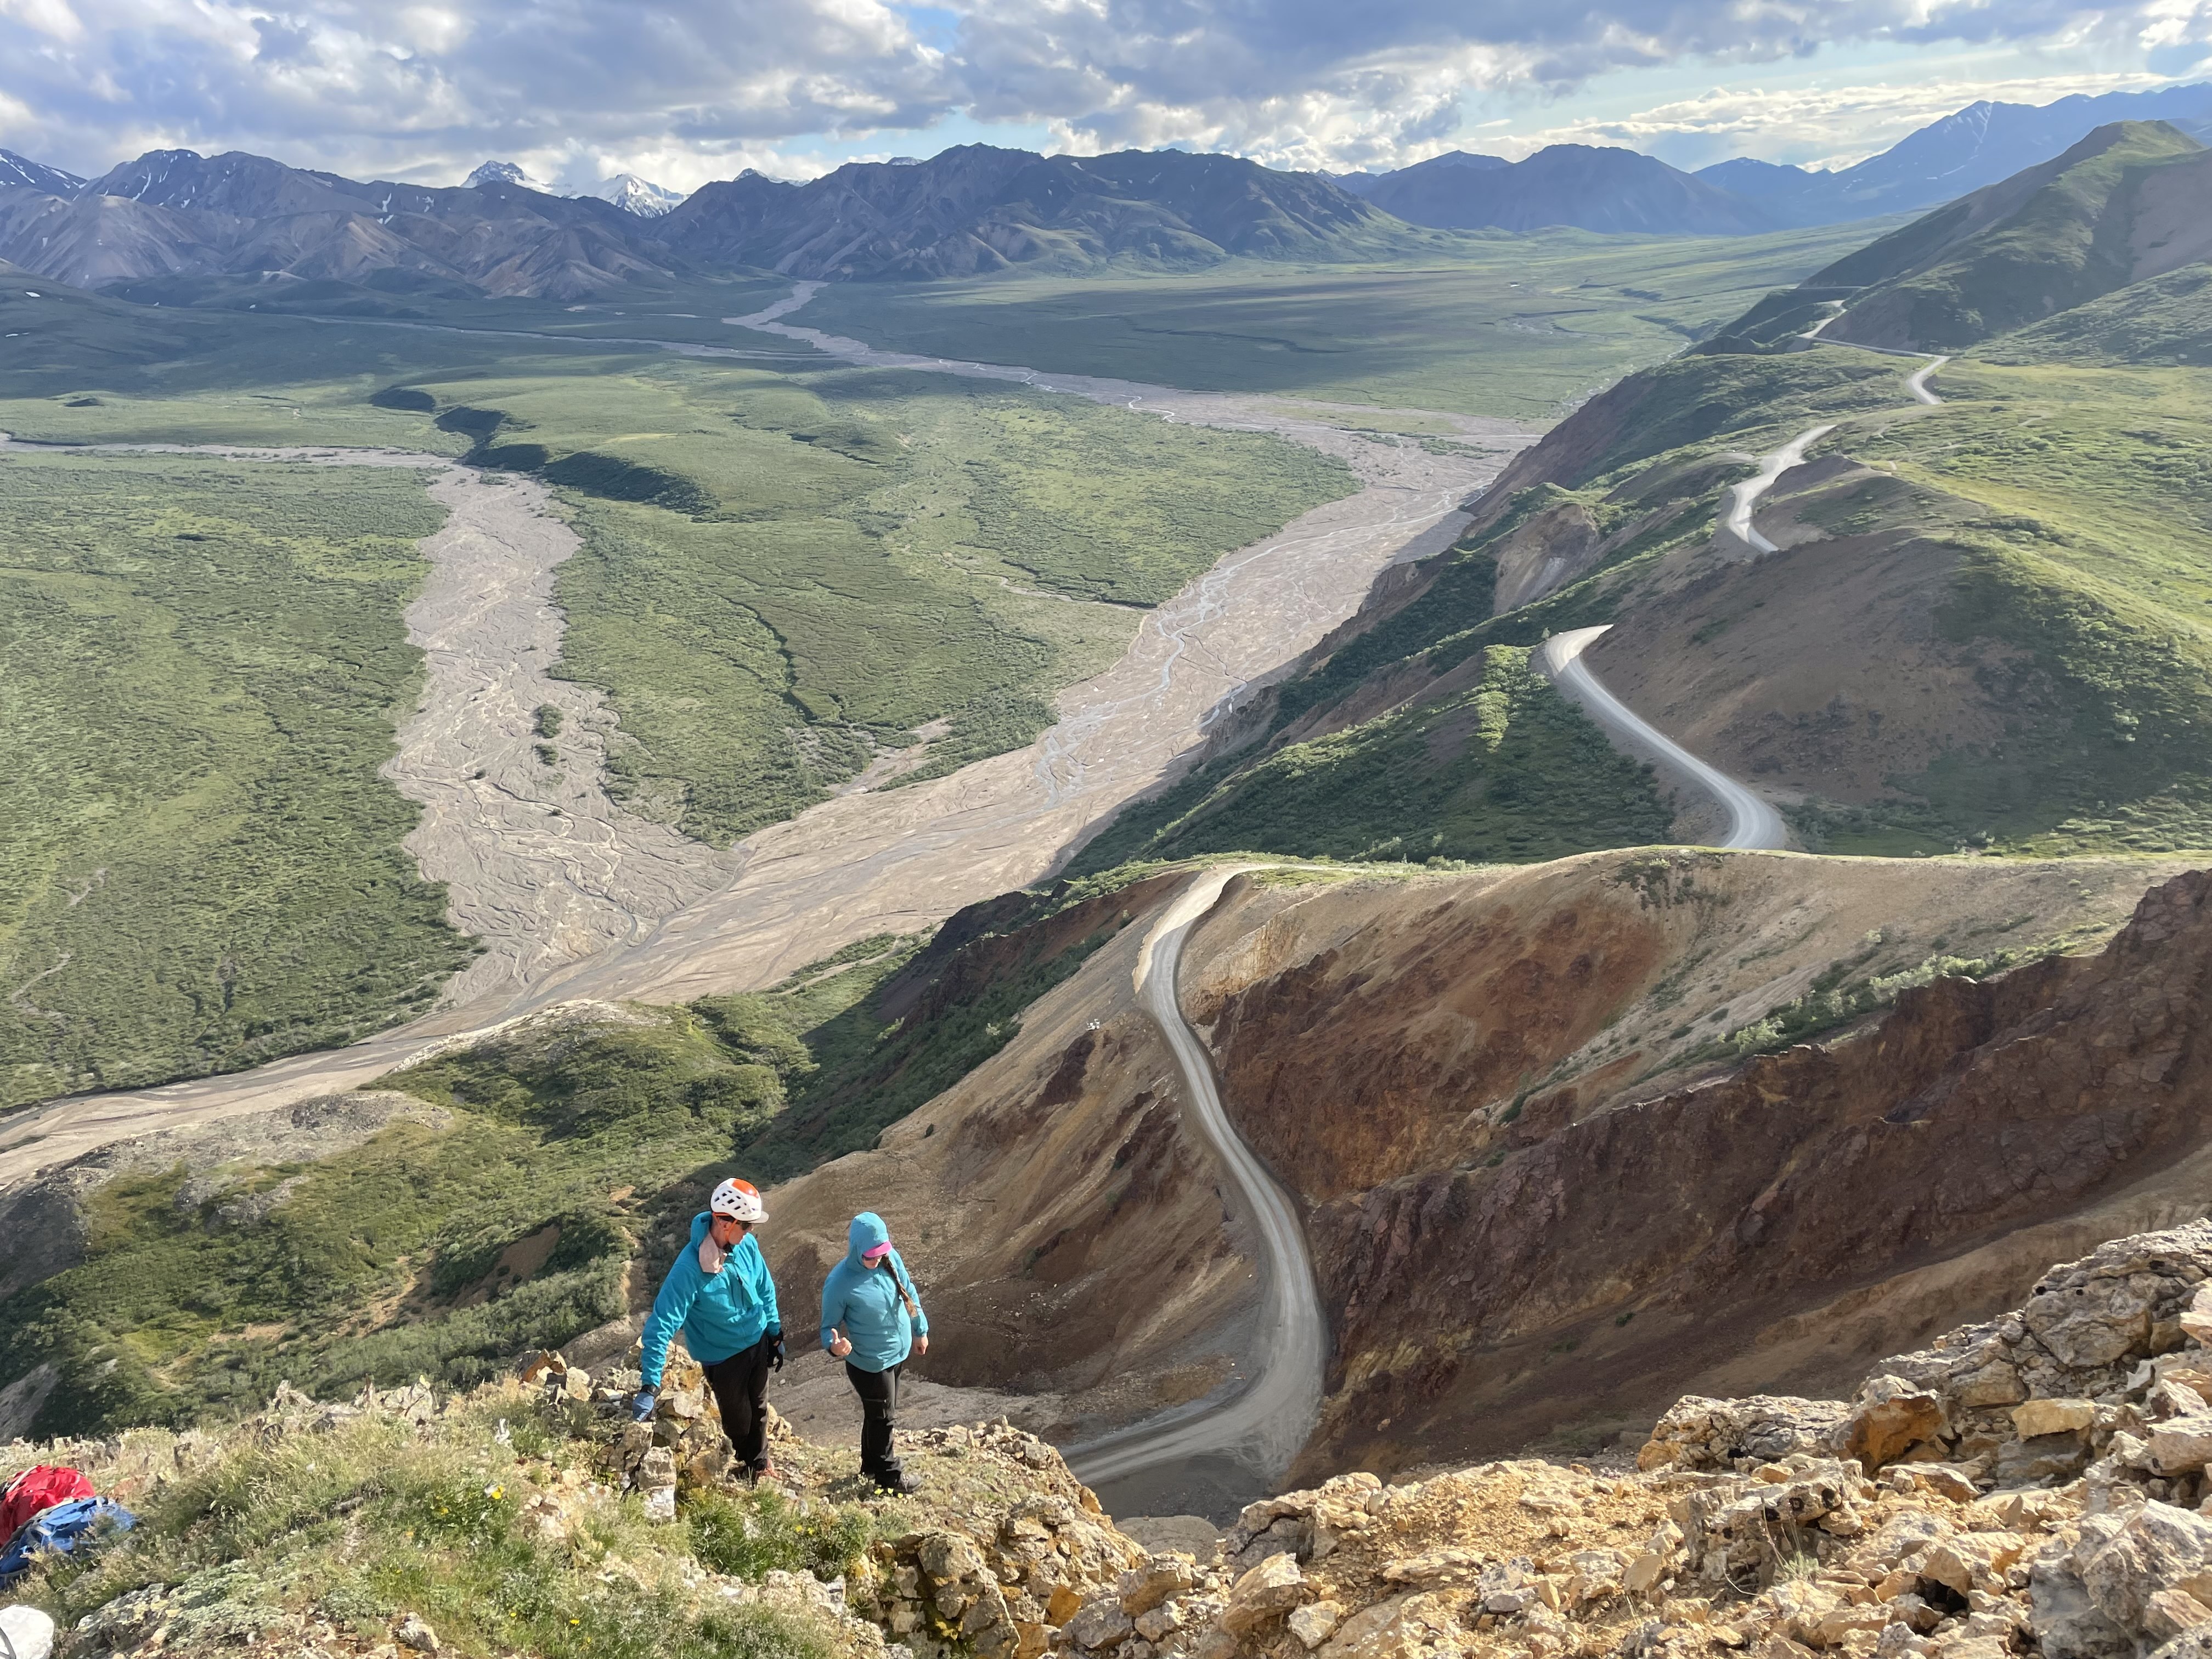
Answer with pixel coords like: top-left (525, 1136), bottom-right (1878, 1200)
top-left (1462, 68), bottom-right (2193, 171)
top-left (0, 0), bottom-right (2205, 184)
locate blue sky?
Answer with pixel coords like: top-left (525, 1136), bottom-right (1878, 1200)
top-left (1, 0), bottom-right (2205, 190)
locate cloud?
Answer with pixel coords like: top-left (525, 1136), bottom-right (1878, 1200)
top-left (1474, 69), bottom-right (2196, 172)
top-left (0, 0), bottom-right (958, 184)
top-left (0, 0), bottom-right (2206, 185)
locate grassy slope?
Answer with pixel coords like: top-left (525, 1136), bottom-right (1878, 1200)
top-left (797, 221), bottom-right (1906, 421)
top-left (1071, 353), bottom-right (1914, 873)
top-left (1820, 124), bottom-right (2205, 352)
top-left (1988, 262), bottom-right (2212, 368)
top-left (1073, 644), bottom-right (1673, 869)
top-left (0, 451), bottom-right (476, 1109)
top-left (3, 1391), bottom-right (867, 1659)
top-left (0, 878), bottom-right (1142, 1435)
top-left (1075, 319), bottom-right (2212, 867)
top-left (1833, 356), bottom-right (2212, 850)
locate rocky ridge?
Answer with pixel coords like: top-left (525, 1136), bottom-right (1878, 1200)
top-left (19, 1224), bottom-right (2212, 1659)
top-left (1045, 1222), bottom-right (2212, 1659)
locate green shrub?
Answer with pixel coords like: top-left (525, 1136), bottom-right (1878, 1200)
top-left (684, 1487), bottom-right (874, 1582)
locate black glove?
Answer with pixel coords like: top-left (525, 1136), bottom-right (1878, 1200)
top-left (764, 1328), bottom-right (785, 1371)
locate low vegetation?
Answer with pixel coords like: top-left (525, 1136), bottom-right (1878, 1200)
top-left (0, 874), bottom-right (1147, 1437)
top-left (458, 360), bottom-right (1351, 842)
top-left (0, 450), bottom-right (476, 1110)
top-left (2, 1385), bottom-right (866, 1659)
top-left (1074, 643), bottom-right (1672, 870)
top-left (798, 220), bottom-right (1906, 420)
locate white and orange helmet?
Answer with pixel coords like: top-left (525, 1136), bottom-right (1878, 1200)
top-left (710, 1177), bottom-right (768, 1224)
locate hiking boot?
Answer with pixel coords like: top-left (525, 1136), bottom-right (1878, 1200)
top-left (872, 1465), bottom-right (919, 1495)
top-left (750, 1459), bottom-right (780, 1485)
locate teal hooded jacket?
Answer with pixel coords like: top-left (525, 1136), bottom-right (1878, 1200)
top-left (819, 1212), bottom-right (927, 1373)
top-left (639, 1213), bottom-right (781, 1388)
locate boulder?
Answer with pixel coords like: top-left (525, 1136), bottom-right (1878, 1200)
top-left (2016, 1400), bottom-right (2100, 1438)
top-left (1288, 1602), bottom-right (1343, 1651)
top-left (1224, 1554), bottom-right (1310, 1635)
top-left (1846, 1378), bottom-right (1949, 1471)
top-left (2149, 1417), bottom-right (2212, 1477)
top-left (1066, 1598), bottom-right (1134, 1651)
top-left (1639, 1395), bottom-right (1847, 1472)
top-left (1119, 1556), bottom-right (1196, 1616)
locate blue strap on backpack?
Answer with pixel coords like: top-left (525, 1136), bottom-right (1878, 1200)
top-left (0, 1497), bottom-right (136, 1587)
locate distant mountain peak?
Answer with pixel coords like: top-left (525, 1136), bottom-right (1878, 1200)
top-left (0, 148), bottom-right (86, 199)
top-left (586, 173), bottom-right (684, 216)
top-left (1361, 140), bottom-right (1774, 235)
top-left (464, 160), bottom-right (555, 193)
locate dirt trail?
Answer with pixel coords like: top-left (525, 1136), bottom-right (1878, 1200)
top-left (1539, 628), bottom-right (1788, 851)
top-left (1, 327), bottom-right (1533, 1186)
top-left (1073, 865), bottom-right (1327, 1508)
top-left (1801, 304), bottom-right (1948, 404)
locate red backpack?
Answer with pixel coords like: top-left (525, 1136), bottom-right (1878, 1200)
top-left (0, 1465), bottom-right (94, 1544)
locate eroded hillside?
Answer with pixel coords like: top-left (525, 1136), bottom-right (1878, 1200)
top-left (748, 850), bottom-right (2197, 1480)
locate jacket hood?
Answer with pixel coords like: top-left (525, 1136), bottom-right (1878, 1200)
top-left (689, 1211), bottom-right (712, 1246)
top-left (846, 1212), bottom-right (891, 1261)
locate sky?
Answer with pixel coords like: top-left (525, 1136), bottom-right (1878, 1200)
top-left (1, 0), bottom-right (2208, 191)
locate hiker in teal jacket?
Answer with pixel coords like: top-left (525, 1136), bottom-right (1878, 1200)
top-left (820, 1212), bottom-right (928, 1492)
top-left (634, 1177), bottom-right (783, 1480)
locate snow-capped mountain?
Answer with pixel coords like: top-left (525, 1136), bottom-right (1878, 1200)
top-left (460, 161), bottom-right (682, 216)
top-left (585, 173), bottom-right (685, 217)
top-left (464, 160), bottom-right (558, 193)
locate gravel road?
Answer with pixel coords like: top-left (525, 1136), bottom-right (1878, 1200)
top-left (1719, 424), bottom-right (1837, 554)
top-left (1539, 628), bottom-right (1788, 851)
top-left (1072, 865), bottom-right (1327, 1515)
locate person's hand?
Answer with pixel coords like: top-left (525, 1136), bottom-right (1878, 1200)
top-left (828, 1328), bottom-right (853, 1359)
top-left (765, 1328), bottom-right (786, 1371)
top-left (630, 1389), bottom-right (657, 1423)
top-left (916, 1334), bottom-right (929, 1357)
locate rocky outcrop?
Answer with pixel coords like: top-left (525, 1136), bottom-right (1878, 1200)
top-left (1488, 497), bottom-right (1604, 614)
top-left (1056, 1226), bottom-right (2212, 1659)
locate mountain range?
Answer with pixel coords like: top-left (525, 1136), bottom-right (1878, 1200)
top-left (655, 144), bottom-right (1408, 280)
top-left (0, 141), bottom-right (1421, 297)
top-left (1, 80), bottom-right (2209, 301)
top-left (464, 159), bottom-right (686, 216)
top-left (1333, 80), bottom-right (2212, 235)
top-left (1697, 81), bottom-right (2212, 227)
top-left (1352, 143), bottom-right (1773, 234)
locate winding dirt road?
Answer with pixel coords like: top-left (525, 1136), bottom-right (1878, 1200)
top-left (1719, 424), bottom-right (1837, 554)
top-left (1538, 342), bottom-right (1954, 854)
top-left (1072, 866), bottom-right (1327, 1509)
top-left (1539, 629), bottom-right (1788, 850)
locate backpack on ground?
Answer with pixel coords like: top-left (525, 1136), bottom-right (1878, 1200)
top-left (0, 1467), bottom-right (92, 1544)
top-left (0, 1496), bottom-right (137, 1588)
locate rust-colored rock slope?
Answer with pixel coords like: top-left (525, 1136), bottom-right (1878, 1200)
top-left (765, 849), bottom-right (2198, 1476)
top-left (1183, 861), bottom-right (2212, 1478)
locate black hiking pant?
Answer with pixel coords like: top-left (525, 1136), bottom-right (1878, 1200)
top-left (847, 1360), bottom-right (905, 1475)
top-left (704, 1338), bottom-right (773, 1471)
